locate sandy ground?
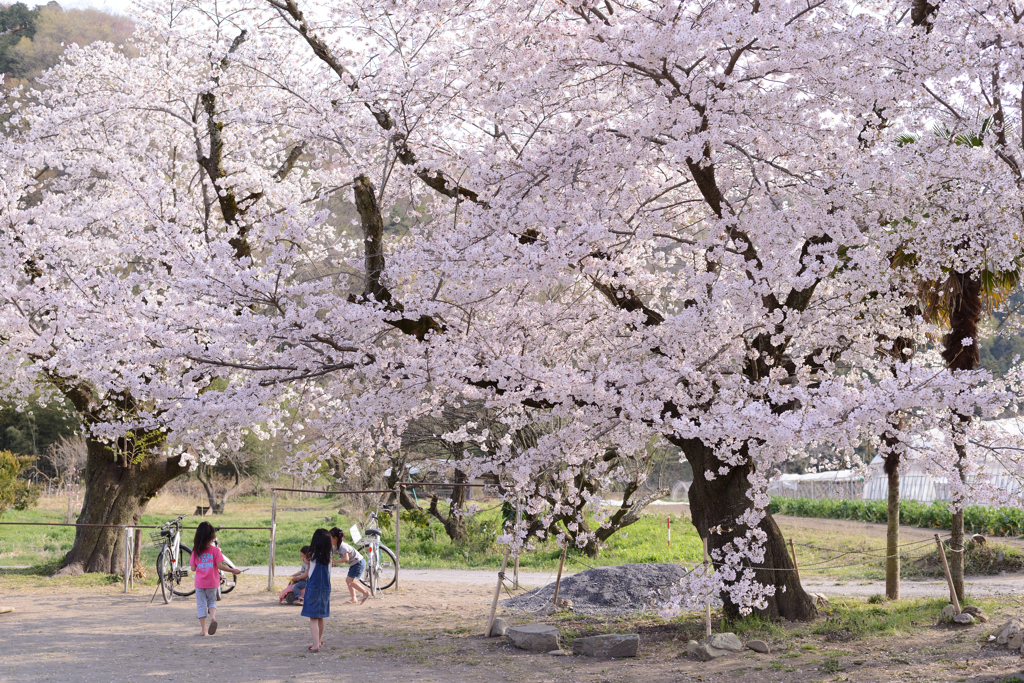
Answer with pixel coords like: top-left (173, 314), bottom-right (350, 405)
top-left (4, 571), bottom-right (1024, 683)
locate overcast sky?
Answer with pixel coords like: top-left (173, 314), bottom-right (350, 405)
top-left (53, 0), bottom-right (134, 16)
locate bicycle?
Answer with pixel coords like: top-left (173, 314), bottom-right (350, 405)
top-left (152, 514), bottom-right (240, 604)
top-left (356, 504), bottom-right (398, 595)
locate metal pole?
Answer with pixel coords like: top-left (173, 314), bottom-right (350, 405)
top-left (552, 543), bottom-right (567, 606)
top-left (935, 534), bottom-right (961, 613)
top-left (267, 489), bottom-right (278, 592)
top-left (394, 484), bottom-right (401, 591)
top-left (485, 547), bottom-right (511, 638)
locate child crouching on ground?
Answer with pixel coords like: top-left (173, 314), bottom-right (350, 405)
top-left (190, 521), bottom-right (242, 636)
top-left (279, 545), bottom-right (311, 604)
top-left (329, 527), bottom-right (370, 604)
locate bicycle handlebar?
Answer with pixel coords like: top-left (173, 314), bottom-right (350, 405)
top-left (160, 513), bottom-right (188, 529)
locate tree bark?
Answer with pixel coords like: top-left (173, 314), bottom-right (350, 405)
top-left (941, 270), bottom-right (981, 604)
top-left (196, 463), bottom-right (220, 513)
top-left (677, 436), bottom-right (817, 621)
top-left (57, 437), bottom-right (186, 575)
top-left (885, 465), bottom-right (900, 600)
top-left (427, 468), bottom-right (468, 542)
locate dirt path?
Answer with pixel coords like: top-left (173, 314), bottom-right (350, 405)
top-left (254, 564), bottom-right (1024, 601)
top-left (4, 575), bottom-right (1024, 683)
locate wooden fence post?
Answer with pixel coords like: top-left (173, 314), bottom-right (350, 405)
top-left (513, 498), bottom-right (521, 589)
top-left (703, 535), bottom-right (711, 637)
top-left (789, 538), bottom-right (801, 583)
top-left (394, 484), bottom-right (401, 591)
top-left (552, 543), bottom-right (567, 606)
top-left (485, 547), bottom-right (511, 638)
top-left (935, 534), bottom-right (961, 613)
top-left (123, 526), bottom-right (131, 593)
top-left (267, 489), bottom-right (278, 592)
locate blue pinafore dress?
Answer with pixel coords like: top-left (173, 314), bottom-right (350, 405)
top-left (300, 558), bottom-right (331, 618)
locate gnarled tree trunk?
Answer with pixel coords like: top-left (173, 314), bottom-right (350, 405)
top-left (677, 437), bottom-right (817, 621)
top-left (941, 270), bottom-right (982, 604)
top-left (57, 437), bottom-right (186, 575)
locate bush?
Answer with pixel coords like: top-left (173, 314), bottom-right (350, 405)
top-left (0, 449), bottom-right (39, 516)
top-left (769, 497), bottom-right (1024, 537)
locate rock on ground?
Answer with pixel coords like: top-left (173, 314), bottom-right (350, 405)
top-left (996, 619), bottom-right (1024, 646)
top-left (953, 613), bottom-right (976, 625)
top-left (571, 634), bottom-right (639, 659)
top-left (501, 563), bottom-right (700, 616)
top-left (685, 633), bottom-right (743, 661)
top-left (506, 624), bottom-right (560, 652)
top-left (745, 640), bottom-right (770, 654)
top-left (488, 617), bottom-right (507, 637)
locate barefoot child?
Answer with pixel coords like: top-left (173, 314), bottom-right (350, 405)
top-left (279, 545), bottom-right (311, 604)
top-left (329, 527), bottom-right (370, 604)
top-left (301, 529), bottom-right (333, 652)
top-left (190, 521), bottom-right (242, 636)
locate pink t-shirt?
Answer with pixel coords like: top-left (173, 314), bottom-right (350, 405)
top-left (189, 545), bottom-right (225, 589)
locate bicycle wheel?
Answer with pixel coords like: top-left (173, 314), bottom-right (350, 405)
top-left (375, 545), bottom-right (397, 591)
top-left (219, 557), bottom-right (238, 595)
top-left (171, 543), bottom-right (195, 597)
top-left (157, 546), bottom-right (174, 604)
top-left (358, 547), bottom-right (376, 593)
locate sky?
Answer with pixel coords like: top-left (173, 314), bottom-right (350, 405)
top-left (47, 0), bottom-right (134, 15)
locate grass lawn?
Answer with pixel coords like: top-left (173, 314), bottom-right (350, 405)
top-left (0, 494), bottom-right (705, 573)
top-left (3, 493), bottom-right (1022, 584)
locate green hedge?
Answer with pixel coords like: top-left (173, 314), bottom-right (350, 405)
top-left (769, 497), bottom-right (1024, 537)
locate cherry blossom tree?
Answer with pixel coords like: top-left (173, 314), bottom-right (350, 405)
top-left (0, 0), bottom-right (360, 573)
top-left (3, 0), bottom-right (1023, 621)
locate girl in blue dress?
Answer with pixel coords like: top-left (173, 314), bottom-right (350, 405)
top-left (300, 528), bottom-right (332, 651)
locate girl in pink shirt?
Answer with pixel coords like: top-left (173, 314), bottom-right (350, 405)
top-left (190, 522), bottom-right (241, 636)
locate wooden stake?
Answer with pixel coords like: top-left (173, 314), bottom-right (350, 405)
top-left (394, 484), bottom-right (401, 591)
top-left (789, 538), bottom-right (801, 583)
top-left (703, 535), bottom-right (712, 637)
top-left (485, 547), bottom-right (512, 638)
top-left (935, 533), bottom-right (961, 613)
top-left (123, 526), bottom-right (131, 593)
top-left (552, 543), bottom-right (568, 606)
top-left (513, 499), bottom-right (521, 589)
top-left (267, 489), bottom-right (278, 592)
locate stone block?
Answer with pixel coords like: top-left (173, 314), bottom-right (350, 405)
top-left (571, 634), bottom-right (638, 659)
top-left (506, 624), bottom-right (560, 652)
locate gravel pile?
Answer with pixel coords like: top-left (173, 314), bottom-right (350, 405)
top-left (500, 563), bottom-right (693, 616)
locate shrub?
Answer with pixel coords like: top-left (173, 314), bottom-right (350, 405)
top-left (0, 449), bottom-right (39, 516)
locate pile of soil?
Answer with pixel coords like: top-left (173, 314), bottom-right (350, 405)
top-left (501, 563), bottom-right (693, 616)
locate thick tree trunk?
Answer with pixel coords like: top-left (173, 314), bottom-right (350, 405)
top-left (427, 469), bottom-right (468, 542)
top-left (886, 466), bottom-right (900, 600)
top-left (678, 437), bottom-right (817, 621)
top-left (196, 463), bottom-right (220, 513)
top-left (941, 270), bottom-right (981, 605)
top-left (57, 437), bottom-right (186, 575)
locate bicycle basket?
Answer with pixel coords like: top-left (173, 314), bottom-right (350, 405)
top-left (149, 530), bottom-right (170, 547)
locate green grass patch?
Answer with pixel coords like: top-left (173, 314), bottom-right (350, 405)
top-left (809, 597), bottom-right (965, 640)
top-left (0, 495), bottom-right (704, 573)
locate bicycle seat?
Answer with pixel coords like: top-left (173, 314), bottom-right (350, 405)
top-left (364, 528), bottom-right (383, 538)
